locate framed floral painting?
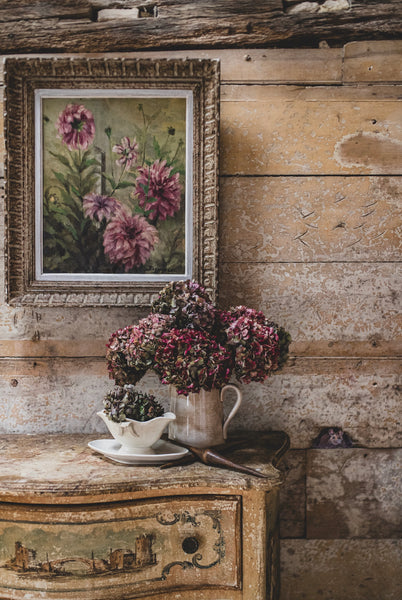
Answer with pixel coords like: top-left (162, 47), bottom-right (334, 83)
top-left (4, 57), bottom-right (220, 306)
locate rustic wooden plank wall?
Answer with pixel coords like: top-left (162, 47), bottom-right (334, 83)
top-left (0, 39), bottom-right (401, 600)
top-left (0, 1), bottom-right (401, 51)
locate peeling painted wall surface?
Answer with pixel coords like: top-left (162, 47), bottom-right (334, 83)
top-left (0, 31), bottom-right (401, 600)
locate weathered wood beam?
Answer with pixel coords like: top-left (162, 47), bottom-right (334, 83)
top-left (0, 1), bottom-right (94, 22)
top-left (1, 1), bottom-right (402, 53)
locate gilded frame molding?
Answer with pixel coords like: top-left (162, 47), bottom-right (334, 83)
top-left (4, 57), bottom-right (220, 306)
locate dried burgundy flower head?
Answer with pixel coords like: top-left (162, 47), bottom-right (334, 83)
top-left (106, 325), bottom-right (147, 386)
top-left (83, 193), bottom-right (120, 222)
top-left (151, 279), bottom-right (217, 332)
top-left (103, 210), bottom-right (158, 271)
top-left (136, 159), bottom-right (181, 221)
top-left (104, 385), bottom-right (164, 422)
top-left (154, 328), bottom-right (233, 395)
top-left (105, 282), bottom-right (290, 394)
top-left (106, 314), bottom-right (173, 386)
top-left (56, 103), bottom-right (95, 150)
top-left (125, 313), bottom-right (174, 370)
top-left (223, 306), bottom-right (290, 384)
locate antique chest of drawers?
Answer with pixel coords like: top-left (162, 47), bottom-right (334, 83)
top-left (0, 432), bottom-right (288, 600)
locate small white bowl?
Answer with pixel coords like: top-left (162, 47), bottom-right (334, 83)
top-left (97, 410), bottom-right (176, 455)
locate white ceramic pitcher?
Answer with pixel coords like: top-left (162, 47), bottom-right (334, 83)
top-left (168, 384), bottom-right (242, 448)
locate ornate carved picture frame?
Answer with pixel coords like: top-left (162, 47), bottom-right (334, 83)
top-left (4, 57), bottom-right (220, 306)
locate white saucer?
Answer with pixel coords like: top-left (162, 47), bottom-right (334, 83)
top-left (88, 438), bottom-right (189, 465)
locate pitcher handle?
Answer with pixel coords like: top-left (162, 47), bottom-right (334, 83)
top-left (220, 384), bottom-right (242, 440)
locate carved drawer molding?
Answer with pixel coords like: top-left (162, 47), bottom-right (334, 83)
top-left (0, 495), bottom-right (241, 599)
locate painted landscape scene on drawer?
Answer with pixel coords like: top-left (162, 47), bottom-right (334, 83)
top-left (0, 498), bottom-right (240, 598)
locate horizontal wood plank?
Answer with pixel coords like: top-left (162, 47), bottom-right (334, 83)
top-left (220, 176), bottom-right (402, 262)
top-left (290, 340), bottom-right (402, 358)
top-left (306, 449), bottom-right (402, 539)
top-left (0, 49), bottom-right (343, 86)
top-left (0, 339), bottom-right (107, 358)
top-left (95, 48), bottom-right (343, 83)
top-left (0, 356), bottom-right (400, 376)
top-left (2, 41), bottom-right (401, 85)
top-left (0, 358), bottom-right (400, 448)
top-left (0, 357), bottom-right (107, 376)
top-left (220, 263), bottom-right (402, 344)
top-left (0, 1), bottom-right (401, 53)
top-left (0, 368), bottom-right (168, 435)
top-left (0, 304), bottom-right (149, 349)
top-left (281, 539), bottom-right (402, 600)
top-left (0, 264), bottom-right (399, 357)
top-left (344, 41), bottom-right (402, 83)
top-left (223, 82), bottom-right (402, 101)
top-left (221, 85), bottom-right (402, 175)
top-left (232, 362), bottom-right (402, 448)
top-left (0, 339), bottom-right (401, 359)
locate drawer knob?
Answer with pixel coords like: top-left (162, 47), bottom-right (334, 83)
top-left (182, 536), bottom-right (199, 554)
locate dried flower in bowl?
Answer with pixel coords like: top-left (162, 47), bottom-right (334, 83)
top-left (103, 385), bottom-right (164, 423)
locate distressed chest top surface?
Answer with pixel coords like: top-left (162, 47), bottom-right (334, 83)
top-left (0, 432), bottom-right (288, 504)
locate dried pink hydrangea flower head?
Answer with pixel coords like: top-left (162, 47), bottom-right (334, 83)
top-left (222, 306), bottom-right (286, 384)
top-left (106, 315), bottom-right (173, 386)
top-left (154, 328), bottom-right (234, 395)
top-left (151, 279), bottom-right (217, 332)
top-left (106, 280), bottom-right (291, 394)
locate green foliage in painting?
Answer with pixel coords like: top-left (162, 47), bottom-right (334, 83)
top-left (42, 99), bottom-right (186, 275)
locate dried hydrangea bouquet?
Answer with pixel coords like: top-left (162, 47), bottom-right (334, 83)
top-left (105, 280), bottom-right (291, 448)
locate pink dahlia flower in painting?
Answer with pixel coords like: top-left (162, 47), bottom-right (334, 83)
top-left (83, 193), bottom-right (120, 222)
top-left (112, 136), bottom-right (139, 169)
top-left (103, 211), bottom-right (158, 271)
top-left (56, 104), bottom-right (95, 150)
top-left (136, 159), bottom-right (181, 221)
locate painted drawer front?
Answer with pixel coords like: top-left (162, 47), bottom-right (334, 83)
top-left (0, 495), bottom-right (241, 599)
